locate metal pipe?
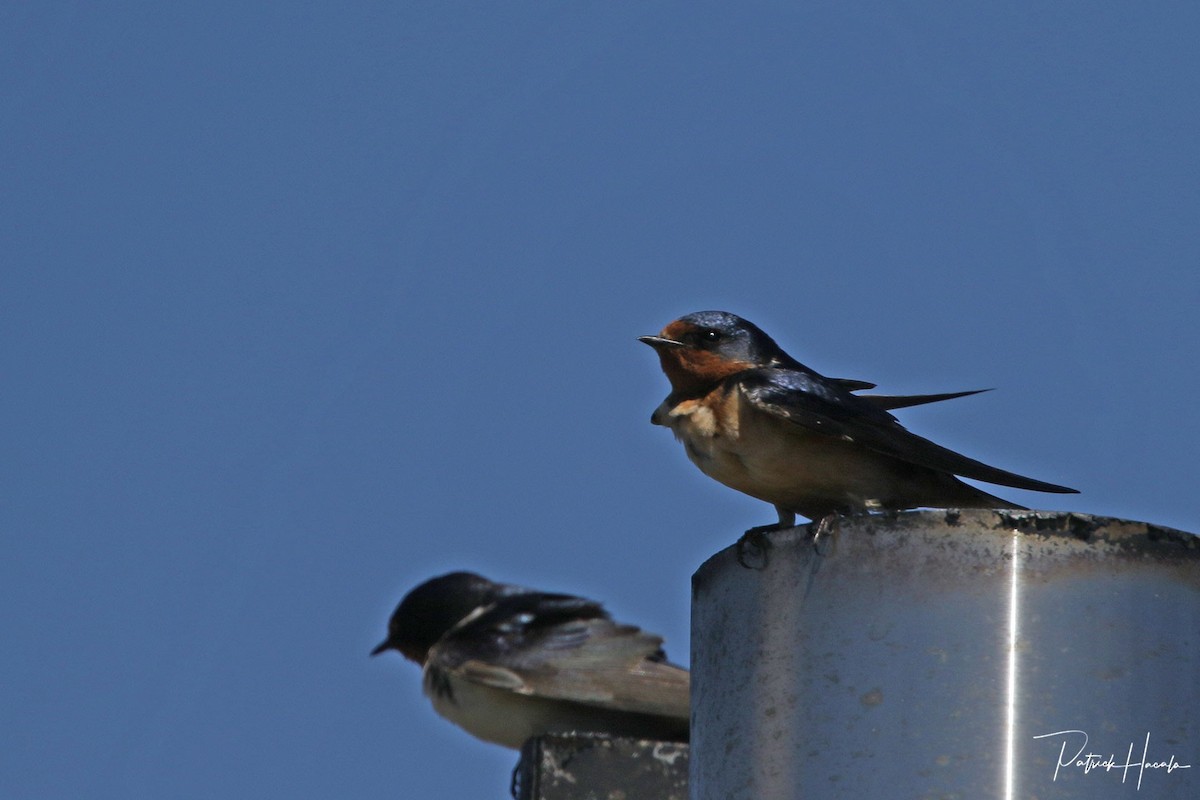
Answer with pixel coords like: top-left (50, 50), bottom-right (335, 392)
top-left (691, 510), bottom-right (1200, 799)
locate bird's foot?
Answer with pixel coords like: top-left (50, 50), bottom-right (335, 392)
top-left (810, 513), bottom-right (841, 557)
top-left (736, 523), bottom-right (782, 570)
top-left (510, 758), bottom-right (524, 799)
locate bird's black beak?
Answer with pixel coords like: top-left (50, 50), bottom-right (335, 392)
top-left (638, 335), bottom-right (686, 350)
top-left (370, 639), bottom-right (392, 657)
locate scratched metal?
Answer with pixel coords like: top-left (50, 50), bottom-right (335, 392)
top-left (690, 510), bottom-right (1200, 800)
top-left (517, 733), bottom-right (688, 800)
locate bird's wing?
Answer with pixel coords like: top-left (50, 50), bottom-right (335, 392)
top-left (856, 388), bottom-right (990, 411)
top-left (828, 377), bottom-right (876, 391)
top-left (738, 368), bottom-right (1077, 493)
top-left (832, 377), bottom-right (992, 410)
top-left (429, 593), bottom-right (689, 720)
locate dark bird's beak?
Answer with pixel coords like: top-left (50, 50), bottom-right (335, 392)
top-left (638, 335), bottom-right (686, 350)
top-left (370, 639), bottom-right (392, 657)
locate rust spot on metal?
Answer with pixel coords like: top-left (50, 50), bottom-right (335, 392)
top-left (995, 510), bottom-right (1101, 540)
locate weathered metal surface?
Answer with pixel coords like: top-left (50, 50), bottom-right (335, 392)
top-left (517, 733), bottom-right (688, 800)
top-left (691, 510), bottom-right (1199, 799)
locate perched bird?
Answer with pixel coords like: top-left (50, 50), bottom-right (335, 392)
top-left (371, 571), bottom-right (689, 749)
top-left (640, 310), bottom-right (1077, 533)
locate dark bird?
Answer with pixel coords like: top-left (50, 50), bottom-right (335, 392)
top-left (640, 310), bottom-right (1077, 533)
top-left (371, 572), bottom-right (689, 749)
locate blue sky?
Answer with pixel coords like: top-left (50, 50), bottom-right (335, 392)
top-left (3, 4), bottom-right (1198, 798)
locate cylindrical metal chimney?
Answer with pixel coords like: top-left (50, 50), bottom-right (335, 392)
top-left (691, 510), bottom-right (1199, 799)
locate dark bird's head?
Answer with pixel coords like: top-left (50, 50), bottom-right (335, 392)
top-left (371, 571), bottom-right (516, 664)
top-left (639, 311), bottom-right (794, 395)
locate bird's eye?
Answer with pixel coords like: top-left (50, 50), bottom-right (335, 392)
top-left (701, 329), bottom-right (721, 343)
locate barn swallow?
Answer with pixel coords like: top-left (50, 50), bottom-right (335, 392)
top-left (640, 310), bottom-right (1078, 533)
top-left (371, 572), bottom-right (689, 749)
